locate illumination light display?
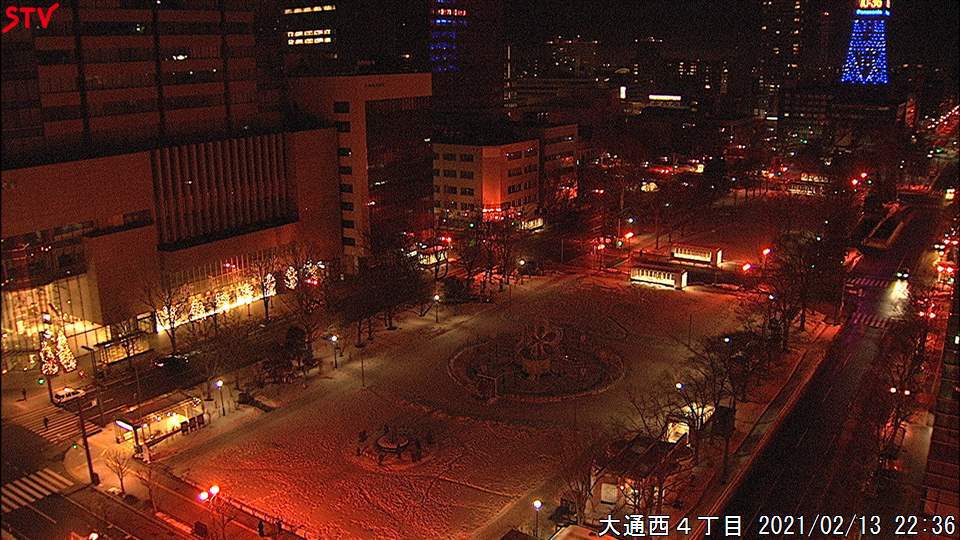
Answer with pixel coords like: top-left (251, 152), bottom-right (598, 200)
top-left (840, 0), bottom-right (890, 85)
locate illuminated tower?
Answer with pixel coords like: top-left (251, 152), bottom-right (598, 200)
top-left (840, 0), bottom-right (890, 85)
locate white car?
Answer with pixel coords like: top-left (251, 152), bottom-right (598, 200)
top-left (52, 387), bottom-right (86, 404)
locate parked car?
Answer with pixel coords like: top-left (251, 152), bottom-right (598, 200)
top-left (154, 354), bottom-right (189, 371)
top-left (52, 387), bottom-right (86, 404)
top-left (895, 263), bottom-right (911, 281)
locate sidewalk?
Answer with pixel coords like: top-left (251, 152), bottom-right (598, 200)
top-left (61, 386), bottom-right (300, 539)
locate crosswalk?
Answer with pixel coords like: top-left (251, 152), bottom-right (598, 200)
top-left (1, 468), bottom-right (73, 513)
top-left (846, 276), bottom-right (896, 288)
top-left (849, 312), bottom-right (893, 329)
top-left (4, 405), bottom-right (101, 445)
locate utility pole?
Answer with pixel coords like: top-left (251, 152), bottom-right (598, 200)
top-left (77, 398), bottom-right (98, 485)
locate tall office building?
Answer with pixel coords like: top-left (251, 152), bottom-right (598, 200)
top-left (279, 0), bottom-right (503, 111)
top-left (2, 0), bottom-right (281, 169)
top-left (757, 0), bottom-right (805, 116)
top-left (1, 1), bottom-right (341, 370)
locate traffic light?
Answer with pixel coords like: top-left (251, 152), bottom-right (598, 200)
top-left (37, 377), bottom-right (45, 385)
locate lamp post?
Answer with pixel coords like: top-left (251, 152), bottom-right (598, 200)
top-left (518, 259), bottom-right (525, 284)
top-left (433, 294), bottom-right (441, 323)
top-left (533, 499), bottom-right (542, 538)
top-left (330, 335), bottom-right (339, 369)
top-left (215, 379), bottom-right (225, 417)
top-left (198, 484), bottom-right (225, 540)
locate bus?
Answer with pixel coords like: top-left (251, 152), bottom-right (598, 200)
top-left (670, 244), bottom-right (723, 267)
top-left (630, 264), bottom-right (688, 290)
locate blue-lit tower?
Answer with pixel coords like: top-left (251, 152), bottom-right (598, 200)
top-left (840, 0), bottom-right (890, 85)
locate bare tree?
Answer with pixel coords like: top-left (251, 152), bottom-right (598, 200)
top-left (135, 464), bottom-right (162, 514)
top-left (142, 273), bottom-right (190, 354)
top-left (247, 248), bottom-right (282, 322)
top-left (281, 241), bottom-right (331, 358)
top-left (558, 426), bottom-right (610, 524)
top-left (454, 230), bottom-right (484, 293)
top-left (105, 450), bottom-right (132, 494)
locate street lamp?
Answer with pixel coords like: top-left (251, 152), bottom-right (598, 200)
top-left (330, 335), bottom-right (339, 369)
top-left (198, 484), bottom-right (224, 538)
top-left (433, 294), bottom-right (441, 323)
top-left (533, 499), bottom-right (543, 538)
top-left (215, 379), bottom-right (225, 417)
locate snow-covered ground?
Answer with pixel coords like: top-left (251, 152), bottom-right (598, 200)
top-left (167, 272), bottom-right (743, 539)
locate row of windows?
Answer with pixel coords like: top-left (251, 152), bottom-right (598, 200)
top-left (283, 5), bottom-right (336, 15)
top-left (435, 201), bottom-right (477, 211)
top-left (507, 167), bottom-right (523, 177)
top-left (436, 152), bottom-right (474, 162)
top-left (288, 37), bottom-right (333, 45)
top-left (287, 29), bottom-right (332, 37)
top-left (334, 101), bottom-right (350, 113)
top-left (435, 185), bottom-right (475, 196)
top-left (507, 183), bottom-right (523, 194)
top-left (434, 169), bottom-right (475, 179)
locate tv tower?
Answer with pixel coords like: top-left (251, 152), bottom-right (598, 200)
top-left (840, 0), bottom-right (890, 85)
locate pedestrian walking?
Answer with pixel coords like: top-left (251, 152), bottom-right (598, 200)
top-left (43, 417), bottom-right (49, 430)
top-left (21, 388), bottom-right (27, 401)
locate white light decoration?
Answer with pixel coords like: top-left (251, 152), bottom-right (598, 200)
top-left (40, 336), bottom-right (60, 376)
top-left (56, 330), bottom-right (77, 372)
top-left (190, 297), bottom-right (206, 321)
top-left (285, 266), bottom-right (298, 290)
top-left (264, 273), bottom-right (276, 296)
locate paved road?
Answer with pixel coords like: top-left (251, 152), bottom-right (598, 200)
top-left (720, 197), bottom-right (945, 538)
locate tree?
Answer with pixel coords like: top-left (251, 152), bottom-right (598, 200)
top-left (105, 450), bottom-right (132, 494)
top-left (281, 242), bottom-right (331, 359)
top-left (454, 230), bottom-right (484, 292)
top-left (135, 464), bottom-right (162, 514)
top-left (247, 249), bottom-right (281, 322)
top-left (143, 273), bottom-right (190, 354)
top-left (558, 427), bottom-right (609, 524)
top-left (615, 381), bottom-right (687, 514)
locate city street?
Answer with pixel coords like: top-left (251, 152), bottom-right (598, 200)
top-left (721, 194), bottom-right (947, 538)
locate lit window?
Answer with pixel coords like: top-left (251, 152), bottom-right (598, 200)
top-left (283, 5), bottom-right (336, 15)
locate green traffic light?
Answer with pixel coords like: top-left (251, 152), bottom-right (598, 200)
top-left (37, 377), bottom-right (45, 385)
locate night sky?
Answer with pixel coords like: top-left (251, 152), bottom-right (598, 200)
top-left (505, 0), bottom-right (959, 72)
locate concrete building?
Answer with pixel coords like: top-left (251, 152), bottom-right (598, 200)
top-left (757, 0), bottom-right (805, 116)
top-left (1, 1), bottom-right (343, 370)
top-left (432, 136), bottom-right (541, 230)
top-left (2, 0), bottom-right (279, 169)
top-left (279, 0), bottom-right (502, 111)
top-left (287, 73), bottom-right (434, 268)
top-left (1, 128), bottom-right (341, 370)
top-left (517, 123), bottom-right (580, 207)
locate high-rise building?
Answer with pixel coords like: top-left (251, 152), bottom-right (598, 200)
top-left (1, 1), bottom-right (342, 370)
top-left (757, 0), bottom-right (805, 116)
top-left (279, 0), bottom-right (502, 111)
top-left (2, 0), bottom-right (280, 169)
top-left (287, 74), bottom-right (434, 269)
top-left (840, 0), bottom-right (890, 85)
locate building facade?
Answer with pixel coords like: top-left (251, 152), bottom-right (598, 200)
top-left (1, 128), bottom-right (341, 370)
top-left (432, 138), bottom-right (541, 230)
top-left (2, 0), bottom-right (279, 169)
top-left (756, 0), bottom-right (805, 116)
top-left (287, 73), bottom-right (434, 268)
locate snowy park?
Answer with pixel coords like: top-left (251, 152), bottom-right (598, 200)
top-left (165, 272), bottom-right (743, 539)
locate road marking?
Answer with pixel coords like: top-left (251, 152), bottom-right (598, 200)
top-left (1, 468), bottom-right (74, 514)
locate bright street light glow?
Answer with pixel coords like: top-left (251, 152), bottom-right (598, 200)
top-left (215, 379), bottom-right (223, 388)
top-left (675, 382), bottom-right (684, 390)
top-left (198, 491), bottom-right (209, 501)
top-left (209, 485), bottom-right (220, 496)
top-left (434, 294), bottom-right (441, 302)
top-left (533, 499), bottom-right (542, 510)
top-left (331, 335), bottom-right (338, 342)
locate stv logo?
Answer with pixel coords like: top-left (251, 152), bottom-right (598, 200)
top-left (3, 3), bottom-right (60, 34)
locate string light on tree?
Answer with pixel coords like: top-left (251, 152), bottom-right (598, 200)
top-left (284, 266), bottom-right (298, 290)
top-left (55, 329), bottom-right (76, 372)
top-left (264, 273), bottom-right (276, 296)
